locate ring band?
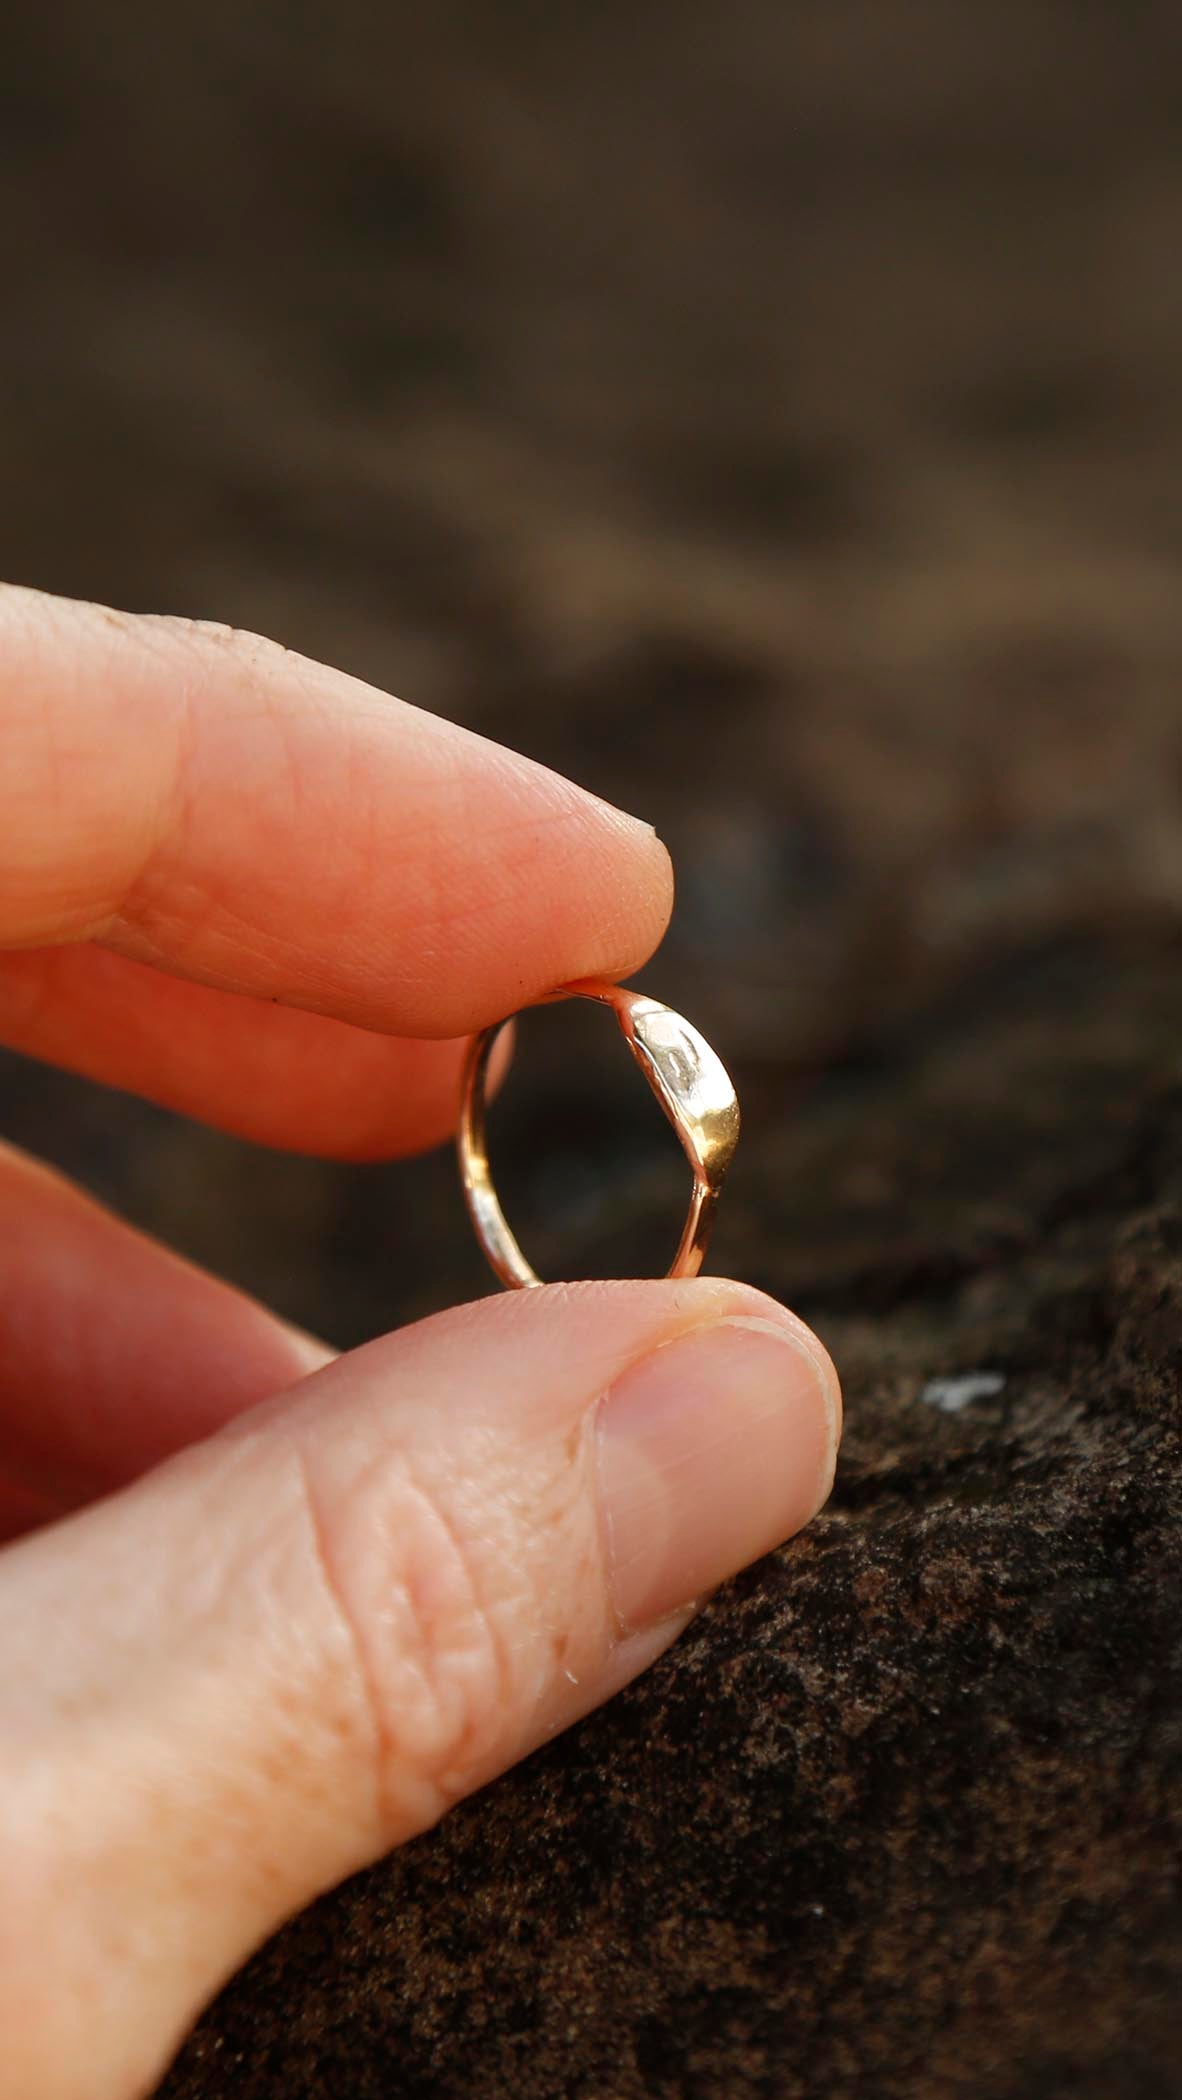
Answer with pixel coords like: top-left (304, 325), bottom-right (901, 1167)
top-left (457, 979), bottom-right (740, 1289)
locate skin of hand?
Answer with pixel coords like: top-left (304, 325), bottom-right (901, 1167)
top-left (0, 583), bottom-right (842, 2100)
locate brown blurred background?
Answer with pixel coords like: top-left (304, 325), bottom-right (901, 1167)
top-left (2, 6), bottom-right (1181, 2096)
top-left (2, 0), bottom-right (1180, 1340)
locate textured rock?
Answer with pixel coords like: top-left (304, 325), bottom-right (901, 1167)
top-left (157, 928), bottom-right (1182, 2099)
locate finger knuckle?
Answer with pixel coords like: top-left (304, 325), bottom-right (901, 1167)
top-left (294, 1440), bottom-right (532, 1838)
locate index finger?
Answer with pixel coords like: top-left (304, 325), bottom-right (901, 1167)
top-left (0, 586), bottom-right (672, 1036)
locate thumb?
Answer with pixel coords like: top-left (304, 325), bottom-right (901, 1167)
top-left (0, 1276), bottom-right (839, 2100)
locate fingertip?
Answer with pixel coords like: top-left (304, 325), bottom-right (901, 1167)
top-left (592, 1283), bottom-right (841, 1632)
top-left (606, 816), bottom-right (676, 971)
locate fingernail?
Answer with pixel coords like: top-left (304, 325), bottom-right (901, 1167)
top-left (596, 1315), bottom-right (839, 1633)
top-left (583, 786), bottom-right (659, 837)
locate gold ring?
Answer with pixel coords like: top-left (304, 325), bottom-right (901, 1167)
top-left (457, 978), bottom-right (740, 1289)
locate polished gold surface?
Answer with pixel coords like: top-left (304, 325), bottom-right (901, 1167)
top-left (457, 979), bottom-right (740, 1288)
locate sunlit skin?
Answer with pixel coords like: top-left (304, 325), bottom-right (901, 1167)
top-left (0, 584), bottom-right (841, 2100)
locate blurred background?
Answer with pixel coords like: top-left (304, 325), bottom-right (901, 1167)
top-left (1, 0), bottom-right (1180, 1343)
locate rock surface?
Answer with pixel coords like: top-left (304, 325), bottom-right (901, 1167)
top-left (0, 4), bottom-right (1178, 2095)
top-left (156, 927), bottom-right (1182, 2100)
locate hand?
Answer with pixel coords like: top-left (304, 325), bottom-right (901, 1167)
top-left (0, 584), bottom-right (841, 2100)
